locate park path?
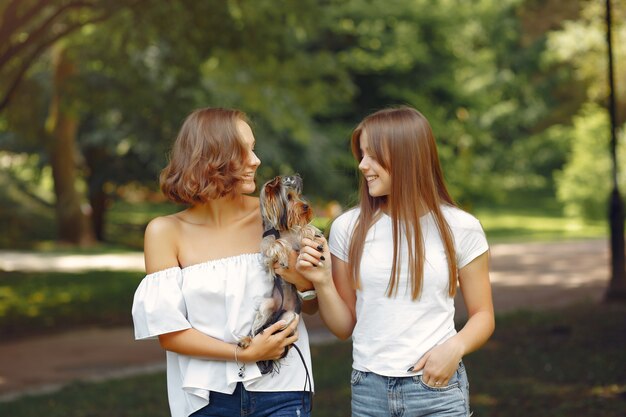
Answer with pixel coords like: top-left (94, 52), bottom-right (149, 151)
top-left (0, 239), bottom-right (615, 401)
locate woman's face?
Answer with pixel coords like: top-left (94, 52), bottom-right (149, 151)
top-left (358, 130), bottom-right (391, 197)
top-left (236, 120), bottom-right (261, 194)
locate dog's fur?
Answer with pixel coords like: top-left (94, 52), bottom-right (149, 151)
top-left (238, 175), bottom-right (318, 374)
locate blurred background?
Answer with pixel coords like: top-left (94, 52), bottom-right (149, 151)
top-left (0, 0), bottom-right (625, 416)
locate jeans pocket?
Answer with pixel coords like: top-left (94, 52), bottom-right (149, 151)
top-left (416, 376), bottom-right (460, 391)
top-left (350, 369), bottom-right (367, 386)
top-left (413, 369), bottom-right (461, 392)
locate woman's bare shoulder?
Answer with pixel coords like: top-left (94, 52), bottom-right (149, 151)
top-left (145, 213), bottom-right (185, 239)
top-left (143, 213), bottom-right (184, 273)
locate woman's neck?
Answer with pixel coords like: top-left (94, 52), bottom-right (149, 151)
top-left (182, 194), bottom-right (254, 227)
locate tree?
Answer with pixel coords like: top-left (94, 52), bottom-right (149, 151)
top-left (1, 0), bottom-right (147, 245)
top-left (0, 0), bottom-right (145, 111)
top-left (604, 0), bottom-right (625, 301)
top-left (46, 43), bottom-right (95, 244)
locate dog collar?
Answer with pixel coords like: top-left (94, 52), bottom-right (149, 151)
top-left (262, 227), bottom-right (280, 239)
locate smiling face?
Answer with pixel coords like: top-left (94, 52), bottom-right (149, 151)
top-left (358, 129), bottom-right (391, 198)
top-left (236, 119), bottom-right (261, 194)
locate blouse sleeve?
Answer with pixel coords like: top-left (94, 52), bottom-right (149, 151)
top-left (131, 266), bottom-right (192, 340)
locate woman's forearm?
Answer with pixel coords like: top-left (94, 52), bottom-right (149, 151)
top-left (159, 328), bottom-right (238, 360)
top-left (315, 282), bottom-right (356, 340)
top-left (158, 318), bottom-right (300, 363)
top-left (454, 309), bottom-right (495, 357)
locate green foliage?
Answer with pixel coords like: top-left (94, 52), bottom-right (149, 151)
top-left (0, 271), bottom-right (142, 339)
top-left (2, 0), bottom-right (626, 244)
top-left (555, 104), bottom-right (626, 219)
top-left (0, 153), bottom-right (55, 248)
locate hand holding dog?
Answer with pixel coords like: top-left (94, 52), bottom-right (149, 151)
top-left (273, 250), bottom-right (315, 292)
top-left (240, 315), bottom-right (300, 362)
top-left (296, 236), bottom-right (332, 287)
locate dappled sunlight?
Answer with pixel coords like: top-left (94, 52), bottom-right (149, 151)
top-left (471, 393), bottom-right (497, 407)
top-left (0, 252), bottom-right (144, 273)
top-left (488, 240), bottom-right (609, 289)
top-left (591, 384), bottom-right (626, 399)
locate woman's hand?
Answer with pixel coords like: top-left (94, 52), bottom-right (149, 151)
top-left (240, 315), bottom-right (300, 362)
top-left (273, 250), bottom-right (314, 292)
top-left (296, 235), bottom-right (333, 287)
top-left (410, 337), bottom-right (464, 387)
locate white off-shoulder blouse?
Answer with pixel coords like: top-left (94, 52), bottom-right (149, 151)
top-left (132, 253), bottom-right (313, 417)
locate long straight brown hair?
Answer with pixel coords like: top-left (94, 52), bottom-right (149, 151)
top-left (348, 106), bottom-right (458, 299)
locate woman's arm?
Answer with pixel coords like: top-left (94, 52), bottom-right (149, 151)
top-left (144, 216), bottom-right (299, 362)
top-left (411, 251), bottom-right (495, 386)
top-left (454, 251), bottom-right (495, 355)
top-left (297, 237), bottom-right (357, 340)
top-left (158, 319), bottom-right (300, 363)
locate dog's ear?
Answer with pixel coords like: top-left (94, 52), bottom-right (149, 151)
top-left (265, 176), bottom-right (281, 192)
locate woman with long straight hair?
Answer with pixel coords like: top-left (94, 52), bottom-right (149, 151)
top-left (298, 106), bottom-right (494, 416)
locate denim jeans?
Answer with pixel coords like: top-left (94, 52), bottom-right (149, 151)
top-left (351, 361), bottom-right (470, 417)
top-left (190, 383), bottom-right (312, 417)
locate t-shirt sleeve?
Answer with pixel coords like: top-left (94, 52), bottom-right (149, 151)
top-left (455, 216), bottom-right (489, 269)
top-left (131, 266), bottom-right (192, 340)
top-left (328, 210), bottom-right (357, 262)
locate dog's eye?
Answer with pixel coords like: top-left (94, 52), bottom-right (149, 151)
top-left (287, 194), bottom-right (292, 200)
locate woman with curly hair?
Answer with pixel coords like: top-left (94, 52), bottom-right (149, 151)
top-left (132, 108), bottom-right (315, 417)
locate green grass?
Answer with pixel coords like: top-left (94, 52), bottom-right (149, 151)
top-left (0, 271), bottom-right (142, 339)
top-left (474, 206), bottom-right (607, 243)
top-left (1, 303), bottom-right (624, 416)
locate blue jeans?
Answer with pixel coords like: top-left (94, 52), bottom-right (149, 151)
top-left (190, 383), bottom-right (312, 417)
top-left (351, 362), bottom-right (470, 417)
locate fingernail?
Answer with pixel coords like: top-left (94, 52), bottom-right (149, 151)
top-left (320, 256), bottom-right (326, 261)
top-left (318, 261), bottom-right (324, 268)
top-left (315, 233), bottom-right (322, 238)
top-left (407, 367), bottom-right (414, 372)
top-left (312, 264), bottom-right (317, 268)
top-left (316, 245), bottom-right (323, 251)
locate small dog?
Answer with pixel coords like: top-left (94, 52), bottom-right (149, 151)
top-left (239, 174), bottom-right (318, 374)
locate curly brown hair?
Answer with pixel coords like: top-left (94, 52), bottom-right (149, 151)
top-left (160, 107), bottom-right (249, 204)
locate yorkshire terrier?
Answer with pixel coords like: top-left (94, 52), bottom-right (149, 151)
top-left (238, 174), bottom-right (318, 374)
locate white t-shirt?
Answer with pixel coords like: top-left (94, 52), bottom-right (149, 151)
top-left (328, 205), bottom-right (488, 377)
top-left (132, 253), bottom-right (313, 417)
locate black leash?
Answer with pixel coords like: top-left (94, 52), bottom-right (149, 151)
top-left (292, 343), bottom-right (313, 413)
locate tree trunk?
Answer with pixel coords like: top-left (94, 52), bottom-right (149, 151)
top-left (604, 0), bottom-right (626, 302)
top-left (89, 186), bottom-right (107, 242)
top-left (46, 44), bottom-right (95, 246)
